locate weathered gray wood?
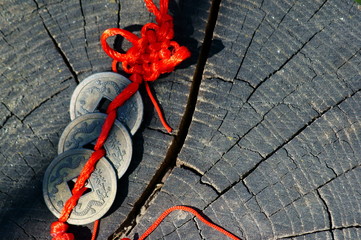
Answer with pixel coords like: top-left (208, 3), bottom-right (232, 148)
top-left (1, 0), bottom-right (361, 239)
top-left (0, 0), bottom-right (209, 239)
top-left (125, 0), bottom-right (361, 239)
top-left (122, 167), bottom-right (219, 239)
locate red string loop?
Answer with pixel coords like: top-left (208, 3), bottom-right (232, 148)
top-left (100, 28), bottom-right (139, 62)
top-left (120, 206), bottom-right (241, 240)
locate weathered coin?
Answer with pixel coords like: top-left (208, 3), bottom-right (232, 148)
top-left (43, 149), bottom-right (117, 225)
top-left (70, 72), bottom-right (143, 135)
top-left (58, 113), bottom-right (132, 179)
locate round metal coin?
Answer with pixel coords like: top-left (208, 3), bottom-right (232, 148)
top-left (69, 72), bottom-right (143, 135)
top-left (58, 113), bottom-right (133, 179)
top-left (43, 149), bottom-right (117, 225)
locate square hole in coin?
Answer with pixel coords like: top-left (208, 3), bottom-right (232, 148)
top-left (96, 97), bottom-right (111, 113)
top-left (83, 141), bottom-right (96, 150)
top-left (67, 178), bottom-right (92, 197)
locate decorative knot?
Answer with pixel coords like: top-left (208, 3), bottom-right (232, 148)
top-left (100, 6), bottom-right (190, 83)
top-left (100, 0), bottom-right (190, 133)
top-left (50, 221), bottom-right (74, 240)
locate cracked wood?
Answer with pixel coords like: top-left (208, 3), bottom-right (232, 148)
top-left (126, 0), bottom-right (361, 240)
top-left (1, 0), bottom-right (361, 240)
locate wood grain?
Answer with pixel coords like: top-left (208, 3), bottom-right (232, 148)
top-left (1, 0), bottom-right (360, 240)
top-left (126, 0), bottom-right (361, 239)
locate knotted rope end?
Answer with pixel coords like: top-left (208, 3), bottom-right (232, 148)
top-left (50, 221), bottom-right (74, 240)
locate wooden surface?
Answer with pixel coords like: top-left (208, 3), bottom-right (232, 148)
top-left (0, 0), bottom-right (360, 240)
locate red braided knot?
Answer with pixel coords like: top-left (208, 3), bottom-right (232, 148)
top-left (49, 0), bottom-right (190, 239)
top-left (100, 1), bottom-right (190, 81)
top-left (100, 0), bottom-right (190, 132)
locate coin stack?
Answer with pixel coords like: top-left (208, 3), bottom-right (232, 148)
top-left (43, 72), bottom-right (143, 225)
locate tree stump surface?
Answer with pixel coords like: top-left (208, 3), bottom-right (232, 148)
top-left (0, 0), bottom-right (360, 240)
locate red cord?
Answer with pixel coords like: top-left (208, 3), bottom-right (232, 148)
top-left (49, 0), bottom-right (190, 239)
top-left (91, 220), bottom-right (99, 240)
top-left (121, 206), bottom-right (241, 240)
top-left (145, 82), bottom-right (172, 132)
